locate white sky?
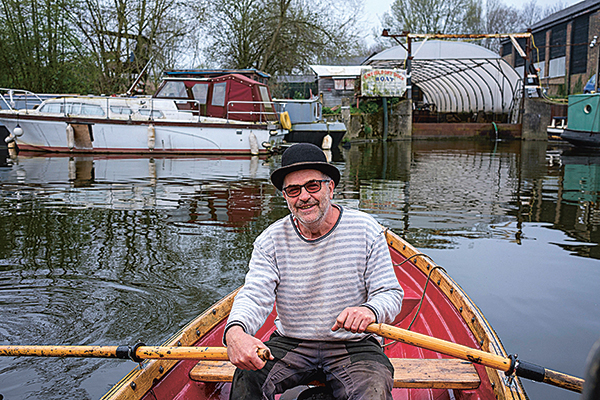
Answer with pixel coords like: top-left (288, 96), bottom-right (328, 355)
top-left (362, 0), bottom-right (582, 30)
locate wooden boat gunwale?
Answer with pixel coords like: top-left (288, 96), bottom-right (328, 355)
top-left (101, 288), bottom-right (241, 400)
top-left (384, 229), bottom-right (527, 399)
top-left (102, 229), bottom-right (527, 400)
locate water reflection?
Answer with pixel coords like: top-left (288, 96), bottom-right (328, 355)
top-left (0, 142), bottom-right (598, 400)
top-left (338, 141), bottom-right (600, 258)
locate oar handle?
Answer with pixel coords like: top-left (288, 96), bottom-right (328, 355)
top-left (0, 345), bottom-right (271, 363)
top-left (365, 323), bottom-right (509, 370)
top-left (366, 323), bottom-right (584, 393)
top-left (515, 360), bottom-right (584, 393)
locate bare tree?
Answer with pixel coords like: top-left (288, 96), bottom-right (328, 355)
top-left (68, 0), bottom-right (208, 94)
top-left (380, 0), bottom-right (567, 54)
top-left (204, 0), bottom-right (364, 75)
top-left (383, 0), bottom-right (479, 34)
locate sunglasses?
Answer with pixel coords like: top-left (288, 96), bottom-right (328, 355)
top-left (282, 179), bottom-right (331, 197)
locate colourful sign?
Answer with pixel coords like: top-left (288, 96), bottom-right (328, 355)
top-left (361, 69), bottom-right (407, 97)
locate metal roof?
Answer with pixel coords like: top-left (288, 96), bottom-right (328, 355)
top-left (365, 40), bottom-right (522, 114)
top-left (530, 0), bottom-right (600, 32)
top-left (309, 65), bottom-right (371, 78)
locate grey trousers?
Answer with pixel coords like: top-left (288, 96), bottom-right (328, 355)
top-left (229, 333), bottom-right (394, 400)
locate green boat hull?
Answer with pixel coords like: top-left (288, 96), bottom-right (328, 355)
top-left (561, 94), bottom-right (600, 148)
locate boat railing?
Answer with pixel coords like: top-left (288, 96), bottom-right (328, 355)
top-left (0, 89), bottom-right (45, 112)
top-left (226, 101), bottom-right (279, 123)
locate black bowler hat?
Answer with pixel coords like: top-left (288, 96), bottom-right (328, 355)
top-left (270, 143), bottom-right (340, 191)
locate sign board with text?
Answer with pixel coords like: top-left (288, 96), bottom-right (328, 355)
top-left (360, 69), bottom-right (407, 97)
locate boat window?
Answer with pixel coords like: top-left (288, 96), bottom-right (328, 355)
top-left (66, 103), bottom-right (82, 114)
top-left (259, 86), bottom-right (274, 112)
top-left (212, 82), bottom-right (227, 107)
top-left (82, 104), bottom-right (105, 116)
top-left (139, 109), bottom-right (164, 118)
top-left (191, 83), bottom-right (209, 104)
top-left (110, 106), bottom-right (133, 115)
top-left (156, 81), bottom-right (187, 98)
top-left (40, 103), bottom-right (62, 113)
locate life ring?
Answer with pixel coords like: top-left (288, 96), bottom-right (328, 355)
top-left (280, 111), bottom-right (292, 130)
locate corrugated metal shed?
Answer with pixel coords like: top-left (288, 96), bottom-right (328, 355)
top-left (365, 40), bottom-right (522, 114)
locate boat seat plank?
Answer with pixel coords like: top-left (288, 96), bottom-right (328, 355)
top-left (189, 358), bottom-right (480, 389)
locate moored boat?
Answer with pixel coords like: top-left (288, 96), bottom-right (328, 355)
top-left (102, 228), bottom-right (528, 400)
top-left (0, 73), bottom-right (286, 155)
top-left (560, 93), bottom-right (600, 148)
top-left (273, 97), bottom-right (347, 150)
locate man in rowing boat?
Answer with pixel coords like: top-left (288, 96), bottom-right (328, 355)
top-left (224, 142), bottom-right (404, 399)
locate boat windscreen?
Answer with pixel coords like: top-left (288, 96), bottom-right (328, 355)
top-left (156, 81), bottom-right (187, 98)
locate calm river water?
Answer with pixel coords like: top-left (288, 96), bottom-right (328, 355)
top-left (0, 140), bottom-right (598, 400)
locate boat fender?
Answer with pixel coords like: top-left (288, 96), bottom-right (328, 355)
top-left (13, 124), bottom-right (23, 137)
top-left (280, 111), bottom-right (292, 130)
top-left (148, 124), bottom-right (155, 150)
top-left (4, 135), bottom-right (14, 144)
top-left (249, 132), bottom-right (259, 155)
top-left (322, 134), bottom-right (332, 150)
top-left (66, 124), bottom-right (75, 150)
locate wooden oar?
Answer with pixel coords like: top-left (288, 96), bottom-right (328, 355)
top-left (0, 344), bottom-right (270, 363)
top-left (366, 323), bottom-right (584, 393)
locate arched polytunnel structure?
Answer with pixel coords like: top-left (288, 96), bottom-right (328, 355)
top-left (365, 40), bottom-right (523, 116)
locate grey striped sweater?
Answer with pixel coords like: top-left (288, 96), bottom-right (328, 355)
top-left (226, 206), bottom-right (404, 341)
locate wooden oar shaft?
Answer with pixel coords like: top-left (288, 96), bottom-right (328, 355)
top-left (137, 346), bottom-right (230, 360)
top-left (366, 323), bottom-right (510, 371)
top-left (0, 345), bottom-right (122, 358)
top-left (0, 345), bottom-right (270, 362)
top-left (366, 323), bottom-right (584, 393)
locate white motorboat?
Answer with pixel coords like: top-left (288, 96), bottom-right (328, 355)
top-left (0, 73), bottom-right (286, 155)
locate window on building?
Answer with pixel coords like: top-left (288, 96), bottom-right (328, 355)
top-left (533, 31), bottom-right (546, 63)
top-left (345, 79), bottom-right (355, 90)
top-left (334, 79), bottom-right (345, 91)
top-left (501, 42), bottom-right (512, 57)
top-left (550, 23), bottom-right (567, 59)
top-left (570, 14), bottom-right (589, 75)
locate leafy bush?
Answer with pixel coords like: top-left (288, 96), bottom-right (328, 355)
top-left (323, 106), bottom-right (340, 115)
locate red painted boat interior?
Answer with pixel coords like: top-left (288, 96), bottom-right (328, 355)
top-left (141, 246), bottom-right (497, 400)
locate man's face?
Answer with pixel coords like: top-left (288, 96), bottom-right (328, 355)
top-left (282, 169), bottom-right (334, 227)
